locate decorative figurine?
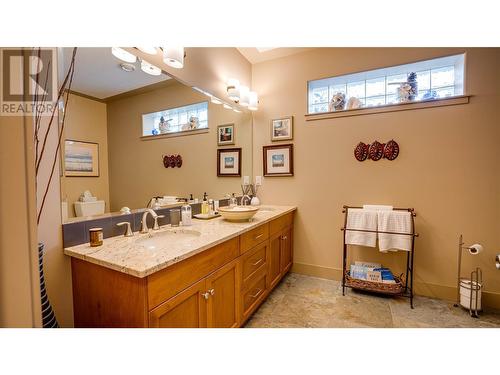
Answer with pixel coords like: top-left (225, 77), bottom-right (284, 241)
top-left (397, 83), bottom-right (413, 103)
top-left (188, 116), bottom-right (199, 129)
top-left (159, 116), bottom-right (172, 134)
top-left (329, 92), bottom-right (346, 112)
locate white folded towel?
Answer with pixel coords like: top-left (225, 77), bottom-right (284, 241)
top-left (377, 210), bottom-right (413, 252)
top-left (345, 208), bottom-right (377, 247)
top-left (363, 204), bottom-right (393, 211)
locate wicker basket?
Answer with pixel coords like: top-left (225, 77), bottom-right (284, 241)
top-left (345, 270), bottom-right (404, 295)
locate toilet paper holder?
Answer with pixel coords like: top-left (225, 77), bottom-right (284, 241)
top-left (454, 234), bottom-right (483, 318)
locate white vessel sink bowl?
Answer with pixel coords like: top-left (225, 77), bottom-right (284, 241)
top-left (136, 228), bottom-right (201, 250)
top-left (219, 206), bottom-right (259, 222)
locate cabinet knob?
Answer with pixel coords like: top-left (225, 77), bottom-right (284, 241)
top-left (202, 292), bottom-right (210, 300)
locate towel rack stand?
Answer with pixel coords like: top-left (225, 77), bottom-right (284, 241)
top-left (340, 205), bottom-right (418, 308)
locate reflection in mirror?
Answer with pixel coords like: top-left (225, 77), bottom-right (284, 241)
top-left (59, 47), bottom-right (252, 222)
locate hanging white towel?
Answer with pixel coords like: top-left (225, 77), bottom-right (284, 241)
top-left (363, 204), bottom-right (393, 211)
top-left (377, 210), bottom-right (413, 252)
top-left (345, 209), bottom-right (377, 247)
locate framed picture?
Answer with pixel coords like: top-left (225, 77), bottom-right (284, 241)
top-left (217, 148), bottom-right (241, 177)
top-left (271, 116), bottom-right (293, 141)
top-left (263, 144), bottom-right (294, 177)
top-left (64, 140), bottom-right (99, 177)
top-left (217, 123), bottom-right (235, 145)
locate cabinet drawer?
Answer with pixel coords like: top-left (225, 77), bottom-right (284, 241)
top-left (270, 212), bottom-right (293, 235)
top-left (241, 241), bottom-right (267, 286)
top-left (147, 237), bottom-right (239, 309)
top-left (241, 267), bottom-right (267, 321)
top-left (240, 223), bottom-right (269, 254)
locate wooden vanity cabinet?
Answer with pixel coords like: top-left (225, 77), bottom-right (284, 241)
top-left (149, 279), bottom-right (208, 328)
top-left (71, 211), bottom-right (294, 328)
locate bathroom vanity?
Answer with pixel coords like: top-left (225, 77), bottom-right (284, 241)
top-left (64, 205), bottom-right (296, 327)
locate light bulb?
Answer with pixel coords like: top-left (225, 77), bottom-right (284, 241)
top-left (227, 78), bottom-right (240, 101)
top-left (137, 47), bottom-right (158, 55)
top-left (111, 47), bottom-right (137, 63)
top-left (141, 60), bottom-right (161, 76)
top-left (239, 85), bottom-right (250, 107)
top-left (162, 46), bottom-right (184, 69)
top-left (248, 91), bottom-right (259, 111)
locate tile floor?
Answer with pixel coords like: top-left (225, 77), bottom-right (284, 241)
top-left (245, 273), bottom-right (500, 328)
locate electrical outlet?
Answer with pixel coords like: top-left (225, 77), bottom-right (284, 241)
top-left (255, 176), bottom-right (262, 186)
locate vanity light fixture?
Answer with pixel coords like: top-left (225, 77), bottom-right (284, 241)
top-left (239, 85), bottom-right (250, 107)
top-left (227, 78), bottom-right (240, 101)
top-left (120, 62), bottom-right (136, 72)
top-left (248, 91), bottom-right (259, 111)
top-left (162, 46), bottom-right (184, 69)
top-left (111, 47), bottom-right (137, 63)
top-left (140, 60), bottom-right (162, 76)
top-left (137, 47), bottom-right (158, 55)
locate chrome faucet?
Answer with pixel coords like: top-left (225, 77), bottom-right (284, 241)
top-left (241, 195), bottom-right (251, 206)
top-left (140, 208), bottom-right (158, 234)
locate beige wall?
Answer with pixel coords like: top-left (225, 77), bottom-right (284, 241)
top-left (251, 48), bottom-right (500, 306)
top-left (107, 81), bottom-right (253, 211)
top-left (0, 115), bottom-right (41, 327)
top-left (61, 93), bottom-right (110, 218)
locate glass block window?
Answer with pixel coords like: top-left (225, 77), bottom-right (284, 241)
top-left (142, 101), bottom-right (209, 137)
top-left (307, 54), bottom-right (465, 114)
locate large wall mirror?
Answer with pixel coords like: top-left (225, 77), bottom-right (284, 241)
top-left (58, 47), bottom-right (252, 222)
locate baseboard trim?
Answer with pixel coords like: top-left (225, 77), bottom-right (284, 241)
top-left (291, 262), bottom-right (500, 310)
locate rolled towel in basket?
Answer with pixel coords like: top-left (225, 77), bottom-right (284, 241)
top-left (345, 209), bottom-right (377, 247)
top-left (377, 210), bottom-right (413, 252)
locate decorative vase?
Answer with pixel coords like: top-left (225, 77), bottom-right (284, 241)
top-left (38, 243), bottom-right (59, 328)
top-left (250, 196), bottom-right (260, 206)
top-left (407, 72), bottom-right (418, 101)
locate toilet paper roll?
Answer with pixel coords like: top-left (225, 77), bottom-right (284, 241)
top-left (468, 244), bottom-right (483, 255)
top-left (495, 254), bottom-right (500, 270)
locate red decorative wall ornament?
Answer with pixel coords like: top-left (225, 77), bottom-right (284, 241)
top-left (354, 140), bottom-right (399, 162)
top-left (354, 142), bottom-right (369, 161)
top-left (163, 154), bottom-right (183, 168)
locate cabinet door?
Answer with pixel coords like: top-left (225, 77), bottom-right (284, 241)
top-left (280, 227), bottom-right (293, 275)
top-left (268, 232), bottom-right (282, 289)
top-left (149, 279), bottom-right (207, 328)
top-left (206, 259), bottom-right (240, 328)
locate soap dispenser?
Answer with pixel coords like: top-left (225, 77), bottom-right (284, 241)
top-left (201, 192), bottom-right (209, 215)
top-left (181, 200), bottom-right (192, 226)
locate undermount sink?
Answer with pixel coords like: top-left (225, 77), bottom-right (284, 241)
top-left (136, 228), bottom-right (201, 250)
top-left (219, 206), bottom-right (259, 222)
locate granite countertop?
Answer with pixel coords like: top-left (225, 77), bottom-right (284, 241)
top-left (64, 205), bottom-right (296, 278)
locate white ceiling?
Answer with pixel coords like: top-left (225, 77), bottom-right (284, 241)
top-left (61, 48), bottom-right (170, 100)
top-left (237, 47), bottom-right (313, 64)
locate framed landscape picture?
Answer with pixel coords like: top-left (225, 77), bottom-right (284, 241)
top-left (64, 140), bottom-right (99, 177)
top-left (263, 144), bottom-right (294, 177)
top-left (217, 148), bottom-right (241, 177)
top-left (217, 123), bottom-right (235, 145)
top-left (271, 116), bottom-right (293, 141)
